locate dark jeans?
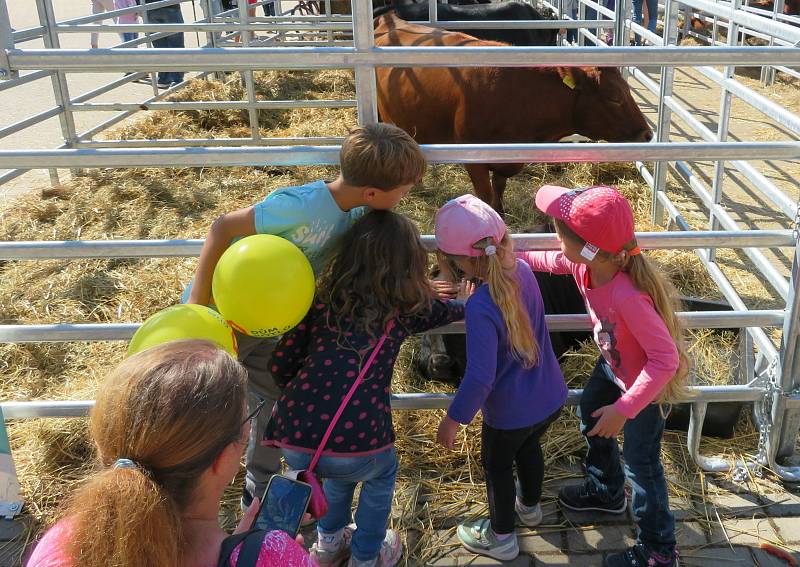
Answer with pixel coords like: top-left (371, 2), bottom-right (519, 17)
top-left (579, 358), bottom-right (676, 555)
top-left (145, 3), bottom-right (185, 84)
top-left (481, 408), bottom-right (561, 535)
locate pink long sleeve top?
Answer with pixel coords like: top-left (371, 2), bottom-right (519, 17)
top-left (519, 251), bottom-right (679, 418)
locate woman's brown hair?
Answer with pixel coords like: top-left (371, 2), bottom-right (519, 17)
top-left (554, 219), bottom-right (691, 403)
top-left (318, 210), bottom-right (432, 339)
top-left (63, 339), bottom-right (248, 567)
top-left (444, 233), bottom-right (539, 368)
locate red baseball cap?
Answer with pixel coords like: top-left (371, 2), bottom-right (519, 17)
top-left (535, 185), bottom-right (637, 254)
top-left (435, 194), bottom-right (507, 257)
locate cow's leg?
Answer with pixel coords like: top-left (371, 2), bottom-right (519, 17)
top-left (490, 171), bottom-right (508, 217)
top-left (489, 164), bottom-right (525, 216)
top-left (464, 164), bottom-right (495, 209)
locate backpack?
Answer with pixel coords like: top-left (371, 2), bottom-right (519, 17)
top-left (217, 529), bottom-right (267, 567)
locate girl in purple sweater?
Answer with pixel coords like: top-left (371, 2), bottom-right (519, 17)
top-left (521, 185), bottom-right (690, 567)
top-left (434, 195), bottom-right (568, 561)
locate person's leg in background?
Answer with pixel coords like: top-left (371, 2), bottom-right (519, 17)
top-left (632, 0), bottom-right (645, 43)
top-left (91, 0), bottom-right (115, 48)
top-left (645, 0), bottom-right (659, 35)
top-left (237, 333), bottom-right (283, 507)
top-left (146, 3), bottom-right (185, 85)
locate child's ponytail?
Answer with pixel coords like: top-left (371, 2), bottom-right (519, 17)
top-left (476, 234), bottom-right (540, 369)
top-left (623, 253), bottom-right (691, 404)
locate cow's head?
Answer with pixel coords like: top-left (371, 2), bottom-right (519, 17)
top-left (562, 67), bottom-right (653, 143)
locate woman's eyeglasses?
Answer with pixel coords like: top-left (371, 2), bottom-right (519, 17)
top-left (242, 398), bottom-right (267, 428)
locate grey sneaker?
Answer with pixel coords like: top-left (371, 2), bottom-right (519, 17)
top-left (456, 518), bottom-right (519, 561)
top-left (346, 529), bottom-right (403, 567)
top-left (311, 526), bottom-right (355, 567)
top-left (515, 498), bottom-right (543, 527)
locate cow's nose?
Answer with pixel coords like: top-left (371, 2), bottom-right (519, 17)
top-left (637, 128), bottom-right (654, 142)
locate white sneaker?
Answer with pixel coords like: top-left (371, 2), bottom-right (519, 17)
top-left (515, 498), bottom-right (543, 528)
top-left (346, 529), bottom-right (403, 567)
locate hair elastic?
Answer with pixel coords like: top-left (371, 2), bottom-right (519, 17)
top-left (484, 245), bottom-right (497, 256)
top-left (113, 458), bottom-right (138, 470)
top-left (627, 246), bottom-right (641, 256)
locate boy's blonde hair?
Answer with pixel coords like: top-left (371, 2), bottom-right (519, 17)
top-left (554, 219), bottom-right (691, 404)
top-left (340, 123), bottom-right (426, 190)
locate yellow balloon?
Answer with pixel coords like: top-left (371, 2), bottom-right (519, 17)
top-left (212, 235), bottom-right (315, 338)
top-left (127, 304), bottom-right (238, 357)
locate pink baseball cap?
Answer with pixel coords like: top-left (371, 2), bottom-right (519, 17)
top-left (435, 194), bottom-right (507, 257)
top-left (535, 184), bottom-right (637, 254)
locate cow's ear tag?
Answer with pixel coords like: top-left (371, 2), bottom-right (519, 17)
top-left (563, 73), bottom-right (577, 89)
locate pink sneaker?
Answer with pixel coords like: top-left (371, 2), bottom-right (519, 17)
top-left (346, 529), bottom-right (403, 567)
top-left (310, 526), bottom-right (354, 567)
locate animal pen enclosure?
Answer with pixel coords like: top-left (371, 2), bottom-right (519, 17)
top-left (0, 0), bottom-right (799, 562)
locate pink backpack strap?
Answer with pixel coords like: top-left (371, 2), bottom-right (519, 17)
top-left (307, 320), bottom-right (395, 472)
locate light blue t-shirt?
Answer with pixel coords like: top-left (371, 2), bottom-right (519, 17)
top-left (252, 180), bottom-right (366, 276)
top-left (182, 180), bottom-right (365, 303)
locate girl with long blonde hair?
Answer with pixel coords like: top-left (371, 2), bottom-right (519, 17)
top-left (26, 340), bottom-right (315, 567)
top-left (520, 184), bottom-right (688, 567)
top-left (434, 194), bottom-right (567, 562)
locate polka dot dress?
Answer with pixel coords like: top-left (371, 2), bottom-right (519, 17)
top-left (263, 299), bottom-right (464, 456)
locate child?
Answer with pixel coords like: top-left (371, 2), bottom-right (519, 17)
top-left (262, 210), bottom-right (466, 567)
top-left (520, 184), bottom-right (689, 567)
top-left (113, 0), bottom-right (140, 44)
top-left (434, 194), bottom-right (568, 562)
top-left (186, 123), bottom-right (426, 512)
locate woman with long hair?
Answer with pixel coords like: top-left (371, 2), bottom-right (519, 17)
top-left (26, 339), bottom-right (315, 567)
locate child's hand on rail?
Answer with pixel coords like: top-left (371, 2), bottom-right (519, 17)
top-left (587, 405), bottom-right (627, 438)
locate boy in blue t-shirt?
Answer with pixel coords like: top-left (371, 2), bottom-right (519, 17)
top-left (186, 123), bottom-right (427, 507)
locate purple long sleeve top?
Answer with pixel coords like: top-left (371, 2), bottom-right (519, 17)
top-left (447, 260), bottom-right (568, 429)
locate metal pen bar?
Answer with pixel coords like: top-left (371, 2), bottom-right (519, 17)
top-left (69, 100), bottom-right (357, 112)
top-left (0, 106), bottom-right (63, 140)
top-left (236, 0), bottom-right (261, 142)
top-left (2, 142), bottom-right (798, 169)
top-left (681, 0), bottom-right (800, 43)
top-left (0, 0), bottom-right (15, 79)
top-left (76, 136), bottom-right (344, 147)
top-left (0, 230), bottom-right (792, 260)
top-left (7, 46), bottom-right (800, 71)
top-left (709, 0), bottom-right (740, 262)
top-left (352, 0), bottom-right (378, 124)
top-left (403, 19), bottom-right (614, 29)
top-left (673, 161), bottom-right (790, 300)
top-left (56, 22), bottom-right (354, 32)
top-left (0, 311), bottom-right (783, 343)
top-left (0, 70), bottom-right (50, 92)
top-left (0, 385), bottom-right (769, 419)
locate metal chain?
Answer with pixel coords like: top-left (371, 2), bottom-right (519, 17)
top-left (754, 358), bottom-right (780, 474)
top-left (793, 193), bottom-right (800, 242)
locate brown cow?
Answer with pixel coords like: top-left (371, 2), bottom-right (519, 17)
top-left (374, 13), bottom-right (652, 214)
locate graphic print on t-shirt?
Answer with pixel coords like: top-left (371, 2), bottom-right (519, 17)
top-left (596, 316), bottom-right (622, 369)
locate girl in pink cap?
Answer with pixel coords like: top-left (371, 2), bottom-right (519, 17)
top-left (521, 184), bottom-right (689, 567)
top-left (434, 194), bottom-right (567, 562)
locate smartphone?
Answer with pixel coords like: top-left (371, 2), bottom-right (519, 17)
top-left (252, 475), bottom-right (312, 537)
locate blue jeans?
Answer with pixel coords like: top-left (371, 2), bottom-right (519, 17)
top-left (121, 32), bottom-right (138, 43)
top-left (578, 358), bottom-right (676, 555)
top-left (632, 0), bottom-right (659, 43)
top-left (145, 4), bottom-right (185, 84)
top-left (283, 447), bottom-right (398, 562)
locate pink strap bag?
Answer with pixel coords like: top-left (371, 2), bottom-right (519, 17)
top-left (297, 322), bottom-right (394, 519)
